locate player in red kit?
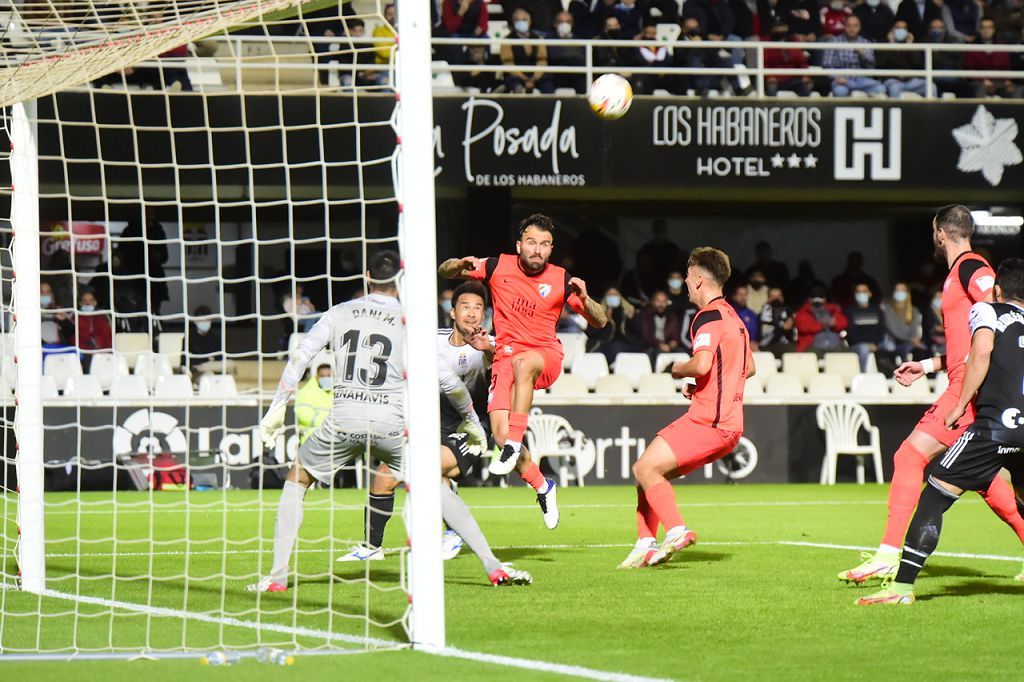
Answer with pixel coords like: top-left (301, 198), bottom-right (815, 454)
top-left (839, 204), bottom-right (1024, 584)
top-left (438, 214), bottom-right (607, 528)
top-left (619, 247), bottom-right (755, 569)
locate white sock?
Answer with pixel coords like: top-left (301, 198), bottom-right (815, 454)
top-left (270, 480), bottom-right (307, 583)
top-left (506, 440), bottom-right (522, 455)
top-left (666, 525), bottom-right (687, 538)
top-left (878, 544), bottom-right (900, 555)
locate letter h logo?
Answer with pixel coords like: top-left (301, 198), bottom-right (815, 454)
top-left (833, 107), bottom-right (902, 181)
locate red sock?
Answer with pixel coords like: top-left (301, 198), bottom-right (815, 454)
top-left (881, 442), bottom-right (931, 548)
top-left (644, 480), bottom-right (684, 531)
top-left (636, 485), bottom-right (659, 538)
top-left (520, 461), bottom-right (546, 492)
top-left (979, 476), bottom-right (1024, 545)
top-left (508, 412), bottom-right (529, 444)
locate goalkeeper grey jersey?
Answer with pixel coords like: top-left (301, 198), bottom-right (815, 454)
top-left (437, 329), bottom-right (489, 435)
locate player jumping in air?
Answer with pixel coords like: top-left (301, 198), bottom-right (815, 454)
top-left (438, 214), bottom-right (607, 528)
top-left (839, 205), bottom-right (1024, 585)
top-left (619, 247), bottom-right (754, 569)
top-left (859, 259), bottom-right (1024, 604)
top-left (249, 252), bottom-right (529, 592)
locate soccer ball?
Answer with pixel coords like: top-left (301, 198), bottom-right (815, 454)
top-left (588, 74), bottom-right (633, 120)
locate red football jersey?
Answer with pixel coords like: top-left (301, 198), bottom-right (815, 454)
top-left (686, 297), bottom-right (750, 432)
top-left (942, 251), bottom-right (995, 381)
top-left (468, 253), bottom-right (585, 353)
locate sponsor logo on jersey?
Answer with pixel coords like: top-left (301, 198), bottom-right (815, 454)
top-left (998, 445), bottom-right (1022, 455)
top-left (538, 283), bottom-right (552, 298)
top-left (458, 353), bottom-right (468, 367)
top-left (1001, 407), bottom-right (1024, 429)
top-left (976, 275), bottom-right (995, 292)
top-left (334, 387), bottom-right (392, 404)
top-left (693, 333), bottom-right (711, 349)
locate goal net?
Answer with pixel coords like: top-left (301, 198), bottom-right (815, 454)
top-left (0, 0), bottom-right (443, 659)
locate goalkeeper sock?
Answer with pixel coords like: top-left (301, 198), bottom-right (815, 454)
top-left (366, 493), bottom-right (394, 549)
top-left (520, 461), bottom-right (547, 492)
top-left (439, 481), bottom-right (501, 575)
top-left (270, 480), bottom-right (307, 583)
top-left (506, 412), bottom-right (529, 455)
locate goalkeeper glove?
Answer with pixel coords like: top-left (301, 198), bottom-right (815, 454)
top-left (259, 398), bottom-right (288, 449)
top-left (458, 412), bottom-right (487, 450)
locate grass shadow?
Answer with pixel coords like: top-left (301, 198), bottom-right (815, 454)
top-left (917, 579), bottom-right (1024, 601)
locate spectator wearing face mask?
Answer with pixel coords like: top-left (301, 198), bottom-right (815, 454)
top-left (729, 284), bottom-right (761, 349)
top-left (295, 361), bottom-right (334, 444)
top-left (923, 18), bottom-right (966, 96)
top-left (40, 281), bottom-right (75, 349)
top-left (896, 0), bottom-right (943, 42)
top-left (758, 287), bottom-right (796, 358)
top-left (438, 288), bottom-right (454, 328)
top-left (76, 289), bottom-right (112, 370)
top-left (595, 16), bottom-right (636, 71)
top-left (586, 286), bottom-right (644, 362)
top-left (501, 9), bottom-right (554, 93)
top-left (881, 282), bottom-right (925, 362)
top-left (878, 20), bottom-right (931, 97)
top-left (795, 285), bottom-right (848, 353)
top-left (843, 283), bottom-right (885, 372)
top-left (746, 270), bottom-right (769, 314)
top-left (633, 22), bottom-right (675, 94)
top-left (187, 305), bottom-right (223, 372)
top-left (639, 290), bottom-right (682, 358)
top-left (821, 0), bottom-right (852, 37)
top-left (964, 17), bottom-right (1021, 98)
top-left (673, 16), bottom-right (715, 94)
top-left (548, 11), bottom-right (587, 93)
top-left (853, 0), bottom-right (895, 42)
top-left (764, 22), bottom-right (813, 96)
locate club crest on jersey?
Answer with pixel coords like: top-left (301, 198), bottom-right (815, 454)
top-left (538, 283), bottom-right (552, 298)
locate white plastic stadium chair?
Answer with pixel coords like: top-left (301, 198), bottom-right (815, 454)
top-left (654, 352), bottom-right (689, 374)
top-left (154, 374), bottom-right (195, 399)
top-left (198, 374), bottom-right (238, 398)
top-left (594, 374), bottom-right (635, 396)
top-left (110, 375), bottom-right (149, 399)
top-left (764, 373), bottom-right (804, 398)
top-left (815, 401), bottom-right (883, 485)
top-left (744, 375), bottom-right (764, 397)
top-left (612, 352), bottom-right (652, 389)
top-left (933, 371), bottom-right (950, 396)
top-left (891, 375), bottom-right (932, 398)
top-left (525, 411), bottom-right (588, 487)
top-left (850, 373), bottom-right (890, 398)
top-left (134, 352), bottom-right (175, 390)
top-left (557, 332), bottom-right (587, 371)
top-left (547, 373), bottom-right (589, 397)
top-left (782, 352), bottom-right (819, 389)
top-left (63, 375), bottom-right (104, 400)
top-left (638, 373), bottom-right (677, 396)
top-left (44, 353), bottom-right (83, 388)
top-left (807, 373), bottom-right (846, 398)
top-left (88, 353), bottom-right (129, 391)
top-left (751, 351), bottom-right (778, 387)
top-left (40, 375), bottom-right (58, 399)
top-left (570, 353), bottom-right (609, 390)
top-left (158, 332), bottom-right (185, 369)
top-left (113, 332), bottom-right (151, 367)
top-left (823, 352), bottom-right (861, 389)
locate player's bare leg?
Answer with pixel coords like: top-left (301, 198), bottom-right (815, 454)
top-left (247, 463), bottom-right (316, 592)
top-left (488, 351), bottom-right (545, 476)
top-left (623, 437), bottom-right (696, 568)
top-left (490, 404), bottom-right (560, 529)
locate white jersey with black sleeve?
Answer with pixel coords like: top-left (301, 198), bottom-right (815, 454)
top-left (967, 301), bottom-right (1024, 439)
top-left (437, 329), bottom-right (489, 436)
top-left (272, 292), bottom-right (406, 484)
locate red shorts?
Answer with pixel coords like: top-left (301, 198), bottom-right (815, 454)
top-left (487, 345), bottom-right (563, 413)
top-left (915, 381), bottom-right (975, 447)
top-left (657, 416), bottom-right (742, 475)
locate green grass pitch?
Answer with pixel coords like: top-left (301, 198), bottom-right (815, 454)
top-left (4, 483), bottom-right (1024, 680)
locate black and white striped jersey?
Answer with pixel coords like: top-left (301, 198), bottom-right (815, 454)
top-left (968, 301), bottom-right (1024, 438)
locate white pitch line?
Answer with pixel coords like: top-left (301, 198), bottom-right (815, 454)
top-left (42, 539), bottom-right (1024, 564)
top-left (24, 589), bottom-right (674, 682)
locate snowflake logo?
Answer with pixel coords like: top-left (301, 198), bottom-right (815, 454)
top-left (952, 105), bottom-right (1022, 187)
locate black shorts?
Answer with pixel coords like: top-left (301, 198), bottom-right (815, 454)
top-left (441, 432), bottom-right (479, 482)
top-left (932, 428), bottom-right (1024, 491)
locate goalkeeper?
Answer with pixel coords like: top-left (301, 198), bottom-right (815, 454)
top-left (337, 281), bottom-right (493, 562)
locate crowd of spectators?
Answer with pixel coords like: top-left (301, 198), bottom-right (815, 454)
top-left (432, 0), bottom-right (1024, 97)
top-left (544, 232), bottom-right (944, 371)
